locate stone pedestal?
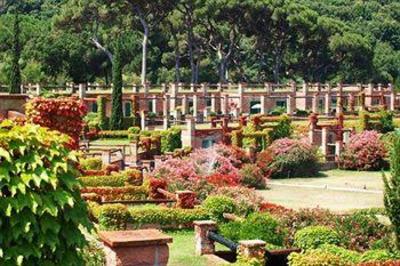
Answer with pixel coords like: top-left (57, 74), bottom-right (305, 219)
top-left (238, 240), bottom-right (266, 265)
top-left (194, 221), bottom-right (217, 255)
top-left (99, 230), bottom-right (173, 266)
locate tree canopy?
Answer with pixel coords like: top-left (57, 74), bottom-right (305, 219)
top-left (1, 0), bottom-right (399, 85)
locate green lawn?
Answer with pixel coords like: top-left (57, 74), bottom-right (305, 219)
top-left (167, 230), bottom-right (209, 266)
top-left (90, 138), bottom-right (131, 146)
top-left (258, 169), bottom-right (386, 213)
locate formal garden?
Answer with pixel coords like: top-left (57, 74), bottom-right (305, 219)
top-left (1, 0), bottom-right (400, 265)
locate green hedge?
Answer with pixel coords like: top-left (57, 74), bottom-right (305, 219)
top-left (81, 186), bottom-right (148, 201)
top-left (288, 249), bottom-right (347, 266)
top-left (80, 157), bottom-right (103, 170)
top-left (90, 204), bottom-right (209, 230)
top-left (80, 174), bottom-right (130, 187)
top-left (294, 226), bottom-right (340, 250)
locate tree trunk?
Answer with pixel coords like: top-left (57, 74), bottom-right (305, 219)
top-left (175, 52), bottom-right (181, 82)
top-left (141, 26), bottom-right (149, 85)
top-left (91, 37), bottom-right (113, 62)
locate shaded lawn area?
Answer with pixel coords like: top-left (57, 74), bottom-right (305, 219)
top-left (166, 230), bottom-right (208, 266)
top-left (258, 169), bottom-right (386, 213)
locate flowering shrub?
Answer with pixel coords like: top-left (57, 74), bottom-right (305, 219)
top-left (294, 226), bottom-right (341, 250)
top-left (151, 146), bottom-right (242, 199)
top-left (258, 138), bottom-right (320, 178)
top-left (338, 131), bottom-right (387, 171)
top-left (239, 164), bottom-right (268, 189)
top-left (288, 249), bottom-right (347, 266)
top-left (25, 97), bottom-right (87, 149)
top-left (149, 178), bottom-right (168, 199)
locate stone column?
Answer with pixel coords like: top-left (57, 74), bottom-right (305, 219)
top-left (321, 127), bottom-right (328, 157)
top-left (170, 83), bottom-right (178, 112)
top-left (101, 151), bottom-right (111, 166)
top-left (335, 140), bottom-right (343, 159)
top-left (161, 83), bottom-right (168, 93)
top-left (194, 221), bottom-right (217, 255)
top-left (325, 84), bottom-right (331, 115)
top-left (182, 95), bottom-right (188, 115)
top-left (211, 95), bottom-right (217, 113)
top-left (238, 83), bottom-right (245, 113)
top-left (140, 111), bottom-right (146, 130)
top-left (222, 94), bottom-right (229, 115)
top-left (193, 95), bottom-right (199, 121)
top-left (287, 95), bottom-right (294, 115)
top-left (152, 95), bottom-right (157, 114)
top-left (389, 83), bottom-right (396, 111)
top-left (78, 83), bottom-right (86, 99)
top-left (238, 240), bottom-right (266, 265)
top-left (132, 84), bottom-right (138, 93)
top-left (190, 83), bottom-right (197, 93)
top-left (260, 95), bottom-right (267, 115)
top-left (365, 83), bottom-right (374, 108)
top-left (312, 94), bottom-right (319, 114)
top-left (336, 83), bottom-right (343, 114)
top-left (99, 230), bottom-right (173, 266)
top-left (35, 83), bottom-right (41, 96)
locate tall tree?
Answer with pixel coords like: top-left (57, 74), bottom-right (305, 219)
top-left (110, 38), bottom-right (123, 130)
top-left (9, 11), bottom-right (21, 93)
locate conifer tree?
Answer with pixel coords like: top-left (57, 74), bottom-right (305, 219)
top-left (9, 11), bottom-right (21, 94)
top-left (110, 38), bottom-right (123, 130)
top-left (383, 134), bottom-right (400, 248)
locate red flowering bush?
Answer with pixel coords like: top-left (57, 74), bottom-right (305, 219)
top-left (338, 131), bottom-right (387, 171)
top-left (25, 97), bottom-right (87, 149)
top-left (258, 138), bottom-right (320, 178)
top-left (206, 173), bottom-right (240, 187)
top-left (149, 178), bottom-right (168, 199)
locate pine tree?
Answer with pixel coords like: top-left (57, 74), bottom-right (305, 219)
top-left (9, 12), bottom-right (22, 94)
top-left (383, 134), bottom-right (400, 248)
top-left (110, 39), bottom-right (123, 130)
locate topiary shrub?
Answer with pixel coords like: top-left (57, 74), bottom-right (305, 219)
top-left (260, 138), bottom-right (320, 178)
top-left (80, 157), bottom-right (103, 171)
top-left (339, 131), bottom-right (387, 171)
top-left (239, 212), bottom-right (286, 246)
top-left (288, 249), bottom-right (348, 266)
top-left (318, 244), bottom-right (361, 264)
top-left (202, 196), bottom-right (237, 223)
top-left (360, 250), bottom-right (396, 263)
top-left (0, 120), bottom-right (92, 265)
top-left (96, 204), bottom-right (130, 230)
top-left (239, 164), bottom-right (268, 189)
top-left (294, 226), bottom-right (340, 250)
top-left (269, 114), bottom-right (293, 141)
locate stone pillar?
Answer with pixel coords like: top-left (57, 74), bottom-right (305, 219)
top-left (163, 95), bottom-right (170, 118)
top-left (211, 95), bottom-right (217, 113)
top-left (132, 84), bottom-right (138, 93)
top-left (163, 117), bottom-right (169, 130)
top-left (140, 111), bottom-right (146, 130)
top-left (152, 96), bottom-right (157, 114)
top-left (287, 95), bottom-right (294, 115)
top-left (170, 83), bottom-right (178, 112)
top-left (201, 83), bottom-right (208, 94)
top-left (238, 83), bottom-right (245, 113)
top-left (78, 83), bottom-right (86, 99)
top-left (335, 140), bottom-right (343, 159)
top-left (321, 127), bottom-right (328, 157)
top-left (389, 83), bottom-right (396, 111)
top-left (194, 221), bottom-right (217, 255)
top-left (99, 230), bottom-right (172, 266)
top-left (102, 151), bottom-right (111, 166)
top-left (325, 84), bottom-right (331, 115)
top-left (260, 95), bottom-right (267, 115)
top-left (336, 83), bottom-right (343, 114)
top-left (190, 83), bottom-right (197, 93)
top-left (265, 82), bottom-right (272, 94)
top-left (193, 95), bottom-right (199, 121)
top-left (35, 83), bottom-right (41, 96)
top-left (365, 83), bottom-right (374, 108)
top-left (222, 94), bottom-right (229, 115)
top-left (312, 94), bottom-right (319, 114)
top-left (161, 83), bottom-right (168, 93)
top-left (182, 95), bottom-right (188, 115)
top-left (238, 240), bottom-right (266, 265)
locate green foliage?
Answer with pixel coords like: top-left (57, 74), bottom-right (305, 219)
top-left (360, 110), bottom-right (395, 133)
top-left (81, 239), bottom-right (106, 266)
top-left (202, 196), bottom-right (237, 223)
top-left (159, 127), bottom-right (182, 153)
top-left (360, 249), bottom-right (394, 262)
top-left (239, 164), bottom-right (267, 189)
top-left (288, 249), bottom-right (348, 266)
top-left (80, 174), bottom-right (130, 187)
top-left (97, 96), bottom-right (109, 130)
top-left (268, 115), bottom-right (293, 141)
top-left (294, 226), bottom-right (340, 250)
top-left (318, 244), bottom-right (361, 264)
top-left (0, 120), bottom-right (92, 265)
top-left (96, 204), bottom-right (131, 230)
top-left (110, 39), bottom-right (123, 130)
top-left (220, 213), bottom-right (286, 246)
top-left (80, 157), bottom-right (102, 171)
top-left (383, 133), bottom-right (400, 248)
top-left (84, 112), bottom-right (100, 130)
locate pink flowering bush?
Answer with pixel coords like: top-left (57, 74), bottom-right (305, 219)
top-left (258, 138), bottom-right (320, 178)
top-left (338, 131), bottom-right (387, 171)
top-left (152, 145), bottom-right (243, 200)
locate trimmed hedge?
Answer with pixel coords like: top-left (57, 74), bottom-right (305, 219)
top-left (90, 204), bottom-right (209, 230)
top-left (288, 249), bottom-right (348, 266)
top-left (294, 226), bottom-right (340, 250)
top-left (81, 186), bottom-right (148, 201)
top-left (202, 196), bottom-right (238, 223)
top-left (80, 170), bottom-right (143, 187)
top-left (80, 157), bottom-right (103, 171)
